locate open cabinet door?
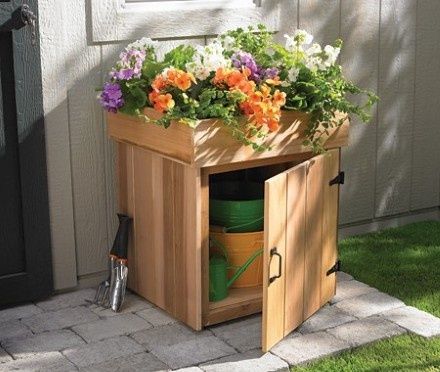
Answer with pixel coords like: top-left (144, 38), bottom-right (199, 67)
top-left (262, 149), bottom-right (341, 351)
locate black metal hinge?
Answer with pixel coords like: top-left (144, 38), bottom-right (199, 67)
top-left (326, 260), bottom-right (341, 276)
top-left (329, 171), bottom-right (345, 186)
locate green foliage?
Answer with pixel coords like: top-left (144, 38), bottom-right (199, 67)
top-left (222, 24), bottom-right (275, 67)
top-left (153, 84), bottom-right (268, 151)
top-left (163, 45), bottom-right (196, 69)
top-left (118, 79), bottom-right (148, 116)
top-left (280, 64), bottom-right (378, 152)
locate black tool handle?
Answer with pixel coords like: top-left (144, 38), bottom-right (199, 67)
top-left (110, 214), bottom-right (132, 259)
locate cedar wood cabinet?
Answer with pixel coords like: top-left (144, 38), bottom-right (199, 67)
top-left (108, 109), bottom-right (349, 351)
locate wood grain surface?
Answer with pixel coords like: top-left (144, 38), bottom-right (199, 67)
top-left (118, 143), bottom-right (202, 329)
top-left (108, 110), bottom-right (349, 168)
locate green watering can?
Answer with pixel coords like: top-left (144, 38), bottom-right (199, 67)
top-left (209, 237), bottom-right (263, 302)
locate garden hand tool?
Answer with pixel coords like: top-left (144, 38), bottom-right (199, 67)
top-left (108, 213), bottom-right (132, 312)
top-left (92, 254), bottom-right (117, 307)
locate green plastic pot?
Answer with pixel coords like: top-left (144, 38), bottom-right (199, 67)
top-left (209, 181), bottom-right (264, 233)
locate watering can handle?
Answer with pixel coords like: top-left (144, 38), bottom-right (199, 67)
top-left (269, 247), bottom-right (282, 284)
top-left (227, 247), bottom-right (263, 288)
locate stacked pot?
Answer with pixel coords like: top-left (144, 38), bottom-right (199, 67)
top-left (209, 180), bottom-right (264, 301)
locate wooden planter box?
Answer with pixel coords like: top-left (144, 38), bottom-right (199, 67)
top-left (108, 108), bottom-right (349, 167)
top-left (108, 109), bottom-right (349, 351)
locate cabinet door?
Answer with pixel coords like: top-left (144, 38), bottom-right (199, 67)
top-left (262, 149), bottom-right (340, 351)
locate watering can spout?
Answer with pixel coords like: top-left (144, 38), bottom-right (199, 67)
top-left (227, 248), bottom-right (263, 288)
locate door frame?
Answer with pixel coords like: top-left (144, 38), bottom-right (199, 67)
top-left (0, 0), bottom-right (53, 306)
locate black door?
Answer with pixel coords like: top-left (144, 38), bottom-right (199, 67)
top-left (0, 0), bottom-right (52, 306)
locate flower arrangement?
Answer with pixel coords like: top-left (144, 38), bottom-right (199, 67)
top-left (100, 26), bottom-right (377, 152)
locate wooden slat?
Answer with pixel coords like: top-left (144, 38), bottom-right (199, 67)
top-left (376, 0), bottom-right (416, 217)
top-left (262, 171), bottom-right (287, 352)
top-left (162, 159), bottom-right (175, 313)
top-left (118, 143), bottom-right (136, 291)
top-left (284, 163), bottom-right (306, 334)
top-left (108, 112), bottom-right (195, 165)
top-left (122, 145), bottom-right (202, 329)
top-left (108, 110), bottom-right (349, 169)
top-left (411, 0), bottom-right (440, 210)
top-left (65, 0), bottom-right (109, 277)
top-left (303, 155), bottom-right (325, 319)
top-left (193, 113), bottom-right (349, 167)
top-left (205, 152), bottom-right (313, 176)
top-left (299, 0), bottom-right (341, 45)
top-left (132, 148), bottom-right (165, 305)
top-left (181, 165), bottom-right (202, 329)
top-left (320, 149), bottom-right (340, 305)
top-left (201, 170), bottom-right (211, 326)
top-left (206, 287), bottom-right (262, 326)
top-left (339, 0), bottom-right (379, 224)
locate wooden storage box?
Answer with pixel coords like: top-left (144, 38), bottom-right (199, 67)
top-left (109, 110), bottom-right (349, 351)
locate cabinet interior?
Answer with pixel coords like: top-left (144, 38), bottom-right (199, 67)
top-left (203, 161), bottom-right (301, 326)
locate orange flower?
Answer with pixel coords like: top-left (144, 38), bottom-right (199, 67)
top-left (150, 92), bottom-right (175, 113)
top-left (235, 80), bottom-right (256, 95)
top-left (163, 68), bottom-right (195, 91)
top-left (267, 117), bottom-right (279, 131)
top-left (213, 68), bottom-right (230, 85)
top-left (174, 71), bottom-right (195, 91)
top-left (240, 101), bottom-right (254, 116)
top-left (266, 76), bottom-right (281, 86)
top-left (227, 70), bottom-right (246, 88)
top-left (152, 75), bottom-right (167, 91)
top-left (166, 68), bottom-right (178, 82)
top-left (148, 90), bottom-right (159, 103)
top-left (273, 90), bottom-right (286, 106)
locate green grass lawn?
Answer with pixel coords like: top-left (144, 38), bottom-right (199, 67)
top-left (339, 220), bottom-right (440, 317)
top-left (294, 334), bottom-right (440, 371)
top-left (292, 220), bottom-right (440, 371)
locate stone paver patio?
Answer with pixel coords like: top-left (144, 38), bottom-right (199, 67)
top-left (1, 273), bottom-right (440, 371)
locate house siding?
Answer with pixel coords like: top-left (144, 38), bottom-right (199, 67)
top-left (38, 0), bottom-right (440, 290)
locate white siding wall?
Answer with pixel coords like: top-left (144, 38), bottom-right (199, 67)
top-left (39, 0), bottom-right (440, 290)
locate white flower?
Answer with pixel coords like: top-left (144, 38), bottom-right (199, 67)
top-left (323, 45), bottom-right (340, 66)
top-left (127, 37), bottom-right (159, 51)
top-left (287, 67), bottom-right (300, 82)
top-left (186, 40), bottom-right (230, 80)
top-left (284, 30), bottom-right (313, 52)
top-left (304, 43), bottom-right (325, 70)
top-left (221, 35), bottom-right (236, 52)
top-left (306, 43), bottom-right (322, 57)
top-left (293, 29), bottom-right (313, 45)
top-left (284, 34), bottom-right (296, 51)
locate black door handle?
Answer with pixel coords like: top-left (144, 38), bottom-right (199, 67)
top-left (269, 247), bottom-right (282, 284)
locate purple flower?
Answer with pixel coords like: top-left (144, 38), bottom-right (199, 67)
top-left (231, 51), bottom-right (260, 80)
top-left (109, 48), bottom-right (146, 81)
top-left (262, 67), bottom-right (279, 80)
top-left (231, 51), bottom-right (279, 83)
top-left (100, 82), bottom-right (124, 113)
